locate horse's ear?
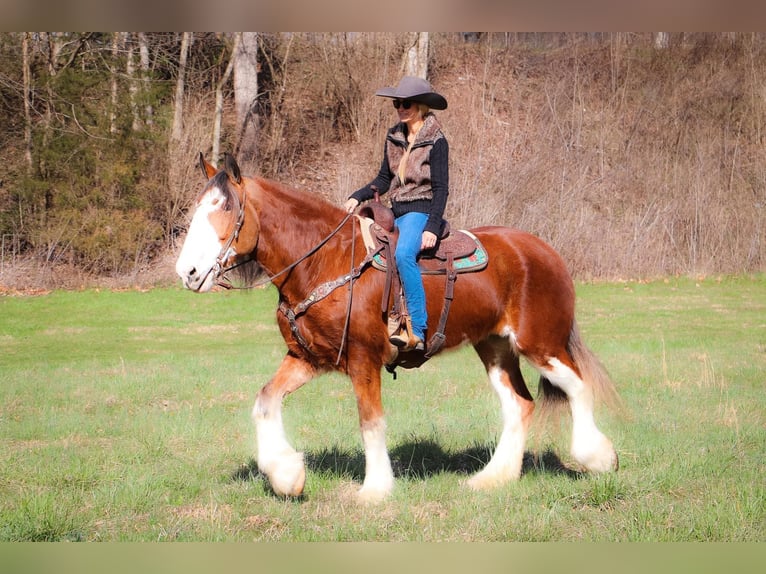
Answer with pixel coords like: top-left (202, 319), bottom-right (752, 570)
top-left (198, 152), bottom-right (217, 180)
top-left (223, 152), bottom-right (242, 185)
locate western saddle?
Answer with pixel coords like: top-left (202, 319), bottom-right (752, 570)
top-left (357, 201), bottom-right (488, 373)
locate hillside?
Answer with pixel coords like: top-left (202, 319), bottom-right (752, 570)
top-left (1, 33), bottom-right (764, 288)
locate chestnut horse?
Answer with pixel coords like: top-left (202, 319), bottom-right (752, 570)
top-left (175, 153), bottom-right (619, 503)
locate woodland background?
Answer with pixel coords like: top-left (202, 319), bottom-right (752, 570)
top-left (0, 32), bottom-right (764, 288)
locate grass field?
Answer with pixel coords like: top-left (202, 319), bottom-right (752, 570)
top-left (0, 276), bottom-right (764, 541)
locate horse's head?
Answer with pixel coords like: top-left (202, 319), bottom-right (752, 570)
top-left (175, 153), bottom-right (259, 292)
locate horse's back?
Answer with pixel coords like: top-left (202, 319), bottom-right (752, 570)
top-left (457, 225), bottom-right (576, 347)
top-left (470, 225), bottom-right (574, 288)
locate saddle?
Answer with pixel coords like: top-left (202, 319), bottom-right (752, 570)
top-left (356, 202), bottom-right (489, 373)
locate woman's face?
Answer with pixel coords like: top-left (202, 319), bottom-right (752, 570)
top-left (392, 99), bottom-right (422, 123)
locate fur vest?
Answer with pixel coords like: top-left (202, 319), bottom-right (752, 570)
top-left (384, 113), bottom-right (445, 204)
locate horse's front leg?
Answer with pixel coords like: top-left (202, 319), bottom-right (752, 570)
top-left (253, 352), bottom-right (315, 497)
top-left (350, 361), bottom-right (394, 503)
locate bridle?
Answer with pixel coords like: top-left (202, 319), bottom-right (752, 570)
top-left (201, 182), bottom-right (358, 293)
top-left (195, 184), bottom-right (248, 292)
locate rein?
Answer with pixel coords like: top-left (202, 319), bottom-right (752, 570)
top-left (214, 204), bottom-right (354, 291)
top-left (209, 195), bottom-right (372, 364)
top-left (277, 217), bottom-right (384, 365)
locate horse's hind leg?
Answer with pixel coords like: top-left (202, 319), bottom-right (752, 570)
top-left (536, 352), bottom-right (618, 473)
top-left (253, 352), bottom-right (316, 497)
top-left (467, 336), bottom-right (535, 490)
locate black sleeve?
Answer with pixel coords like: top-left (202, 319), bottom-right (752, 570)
top-left (349, 148), bottom-right (393, 203)
top-left (425, 137), bottom-right (449, 235)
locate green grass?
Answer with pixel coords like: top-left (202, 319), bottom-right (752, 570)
top-left (0, 276), bottom-right (764, 541)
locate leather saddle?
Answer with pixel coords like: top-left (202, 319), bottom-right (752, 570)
top-left (356, 202), bottom-right (489, 373)
top-left (357, 202), bottom-right (488, 275)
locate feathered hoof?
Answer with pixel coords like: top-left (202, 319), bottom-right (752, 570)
top-left (356, 478), bottom-right (393, 504)
top-left (573, 436), bottom-right (619, 474)
top-left (466, 470), bottom-right (504, 491)
top-left (266, 451), bottom-right (306, 497)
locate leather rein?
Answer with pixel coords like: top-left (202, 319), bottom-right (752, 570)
top-left (206, 190), bottom-right (380, 364)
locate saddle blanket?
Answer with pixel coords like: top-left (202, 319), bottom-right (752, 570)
top-left (357, 216), bottom-right (489, 275)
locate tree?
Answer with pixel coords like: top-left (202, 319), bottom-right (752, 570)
top-left (21, 32), bottom-right (32, 176)
top-left (137, 33), bottom-right (153, 127)
top-left (233, 32), bottom-right (259, 161)
top-left (212, 33), bottom-right (239, 167)
top-left (109, 32), bottom-right (122, 134)
top-left (403, 32), bottom-right (429, 78)
top-left (171, 32), bottom-right (191, 143)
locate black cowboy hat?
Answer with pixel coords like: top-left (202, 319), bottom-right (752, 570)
top-left (375, 76), bottom-right (448, 110)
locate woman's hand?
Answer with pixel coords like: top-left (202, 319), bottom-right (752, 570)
top-left (421, 230), bottom-right (437, 250)
top-left (344, 198), bottom-right (359, 213)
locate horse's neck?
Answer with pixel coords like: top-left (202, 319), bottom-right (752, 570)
top-left (254, 182), bottom-right (346, 296)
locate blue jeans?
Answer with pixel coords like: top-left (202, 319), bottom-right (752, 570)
top-left (394, 212), bottom-right (428, 340)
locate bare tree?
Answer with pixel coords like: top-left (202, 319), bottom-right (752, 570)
top-left (212, 33), bottom-right (240, 167)
top-left (171, 32), bottom-right (192, 143)
top-left (138, 32), bottom-right (153, 127)
top-left (403, 32), bottom-right (429, 78)
top-left (109, 33), bottom-right (122, 134)
top-left (22, 32), bottom-right (32, 176)
top-left (233, 32), bottom-right (259, 161)
top-left (125, 32), bottom-right (141, 132)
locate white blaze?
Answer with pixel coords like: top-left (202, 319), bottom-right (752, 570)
top-left (175, 187), bottom-right (227, 292)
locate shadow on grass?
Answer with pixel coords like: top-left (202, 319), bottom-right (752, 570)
top-left (230, 438), bottom-right (582, 489)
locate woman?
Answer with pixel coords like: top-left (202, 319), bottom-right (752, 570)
top-left (344, 76), bottom-right (449, 353)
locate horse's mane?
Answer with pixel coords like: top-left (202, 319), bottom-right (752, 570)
top-left (254, 176), bottom-right (345, 224)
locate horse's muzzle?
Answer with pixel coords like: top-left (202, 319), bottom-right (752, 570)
top-left (177, 262), bottom-right (216, 293)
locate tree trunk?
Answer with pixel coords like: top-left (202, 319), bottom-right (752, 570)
top-left (138, 32), bottom-right (153, 126)
top-left (40, 32), bottom-right (61, 213)
top-left (233, 32), bottom-right (259, 161)
top-left (171, 32), bottom-right (192, 143)
top-left (22, 32), bottom-right (33, 177)
top-left (125, 32), bottom-right (141, 132)
top-left (213, 33), bottom-right (240, 167)
top-left (403, 32), bottom-right (429, 78)
top-left (110, 33), bottom-right (120, 134)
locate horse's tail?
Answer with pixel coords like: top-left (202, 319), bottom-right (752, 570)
top-left (537, 320), bottom-right (622, 423)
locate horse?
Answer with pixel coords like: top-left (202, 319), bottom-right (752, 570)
top-left (175, 152), bottom-right (620, 503)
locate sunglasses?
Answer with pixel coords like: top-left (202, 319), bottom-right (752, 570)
top-left (392, 99), bottom-right (413, 110)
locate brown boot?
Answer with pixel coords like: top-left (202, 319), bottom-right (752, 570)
top-left (388, 331), bottom-right (411, 348)
top-left (388, 312), bottom-right (411, 347)
top-left (402, 334), bottom-right (425, 352)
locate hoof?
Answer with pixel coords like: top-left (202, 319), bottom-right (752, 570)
top-left (355, 474), bottom-right (394, 504)
top-left (466, 462), bottom-right (520, 491)
top-left (356, 485), bottom-right (390, 504)
top-left (265, 451), bottom-right (306, 497)
top-left (573, 437), bottom-right (618, 473)
top-left (466, 471), bottom-right (502, 491)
